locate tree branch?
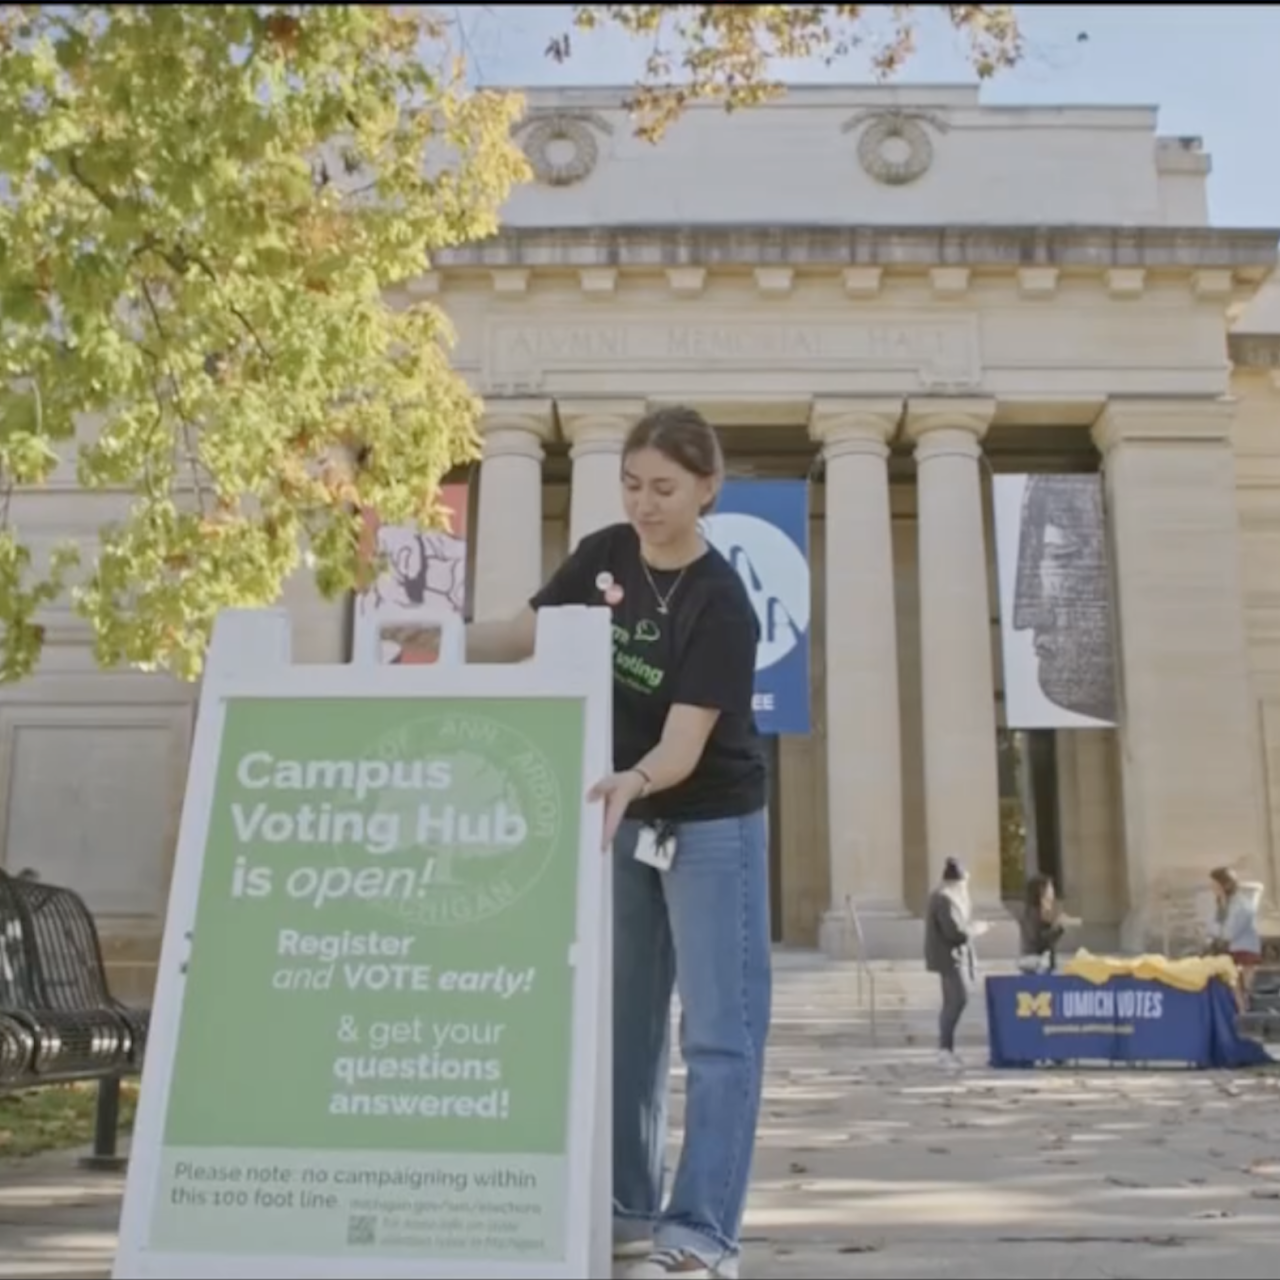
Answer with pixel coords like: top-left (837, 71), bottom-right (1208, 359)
top-left (67, 152), bottom-right (118, 211)
top-left (138, 279), bottom-right (211, 514)
top-left (137, 241), bottom-right (274, 367)
top-left (169, 245), bottom-right (275, 367)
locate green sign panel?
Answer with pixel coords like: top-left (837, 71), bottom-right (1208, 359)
top-left (147, 695), bottom-right (586, 1262)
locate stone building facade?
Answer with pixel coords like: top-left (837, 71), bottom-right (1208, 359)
top-left (4, 85), bottom-right (1280, 992)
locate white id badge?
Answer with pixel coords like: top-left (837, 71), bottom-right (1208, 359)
top-left (634, 825), bottom-right (677, 872)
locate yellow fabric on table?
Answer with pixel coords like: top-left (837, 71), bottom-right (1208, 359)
top-left (1061, 949), bottom-right (1237, 993)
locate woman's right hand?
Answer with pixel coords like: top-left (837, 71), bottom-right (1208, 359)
top-left (587, 769), bottom-right (648, 850)
top-left (382, 624), bottom-right (440, 663)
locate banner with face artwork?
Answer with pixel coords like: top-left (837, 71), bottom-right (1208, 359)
top-left (992, 473), bottom-right (1118, 729)
top-left (354, 483), bottom-right (470, 665)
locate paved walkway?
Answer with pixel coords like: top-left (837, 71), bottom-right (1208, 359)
top-left (3, 953), bottom-right (1280, 1279)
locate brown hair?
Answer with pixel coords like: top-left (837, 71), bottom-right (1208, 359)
top-left (1210, 866), bottom-right (1239, 894)
top-left (623, 405), bottom-right (724, 515)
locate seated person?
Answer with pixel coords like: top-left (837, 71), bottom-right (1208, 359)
top-left (1018, 874), bottom-right (1078, 974)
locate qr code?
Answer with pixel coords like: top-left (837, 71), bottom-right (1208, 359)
top-left (346, 1214), bottom-right (377, 1247)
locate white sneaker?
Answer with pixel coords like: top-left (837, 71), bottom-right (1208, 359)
top-left (623, 1248), bottom-right (738, 1279)
top-left (615, 1240), bottom-right (654, 1260)
top-left (937, 1049), bottom-right (963, 1072)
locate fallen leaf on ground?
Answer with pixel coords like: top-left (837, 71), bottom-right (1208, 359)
top-left (997, 1234), bottom-right (1185, 1248)
top-left (0, 1083), bottom-right (138, 1159)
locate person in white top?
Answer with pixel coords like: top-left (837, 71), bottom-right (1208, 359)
top-left (1206, 866), bottom-right (1263, 1003)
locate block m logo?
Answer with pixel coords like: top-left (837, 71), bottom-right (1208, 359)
top-left (1016, 991), bottom-right (1054, 1019)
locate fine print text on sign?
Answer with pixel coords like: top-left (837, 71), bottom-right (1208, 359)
top-left (144, 695), bottom-right (585, 1265)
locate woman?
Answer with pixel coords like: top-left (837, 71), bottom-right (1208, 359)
top-left (466, 405), bottom-right (770, 1280)
top-left (1207, 867), bottom-right (1262, 998)
top-left (924, 858), bottom-right (987, 1070)
top-left (1018, 874), bottom-right (1069, 975)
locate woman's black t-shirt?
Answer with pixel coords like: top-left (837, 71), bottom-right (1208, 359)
top-left (529, 522), bottom-right (767, 823)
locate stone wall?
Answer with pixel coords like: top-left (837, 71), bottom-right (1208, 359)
top-left (498, 85), bottom-right (1207, 230)
top-left (1230, 340), bottom-right (1280, 919)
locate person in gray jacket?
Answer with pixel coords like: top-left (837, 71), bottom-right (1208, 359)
top-left (924, 858), bottom-right (989, 1068)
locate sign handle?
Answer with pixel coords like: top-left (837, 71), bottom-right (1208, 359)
top-left (350, 605), bottom-right (465, 668)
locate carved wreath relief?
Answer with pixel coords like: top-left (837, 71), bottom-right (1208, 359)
top-left (514, 110), bottom-right (613, 187)
top-left (842, 109), bottom-right (948, 186)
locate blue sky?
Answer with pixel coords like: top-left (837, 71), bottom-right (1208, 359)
top-left (456, 4), bottom-right (1278, 229)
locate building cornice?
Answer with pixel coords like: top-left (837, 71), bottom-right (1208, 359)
top-left (434, 224), bottom-right (1279, 276)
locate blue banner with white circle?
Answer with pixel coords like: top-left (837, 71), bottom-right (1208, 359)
top-left (702, 480), bottom-right (812, 736)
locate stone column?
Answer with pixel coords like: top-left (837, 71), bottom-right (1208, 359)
top-left (1057, 730), bottom-right (1126, 952)
top-left (560, 401), bottom-right (645, 549)
top-left (906, 398), bottom-right (1004, 915)
top-left (472, 402), bottom-right (553, 621)
top-left (1094, 398), bottom-right (1268, 951)
top-left (810, 400), bottom-right (912, 957)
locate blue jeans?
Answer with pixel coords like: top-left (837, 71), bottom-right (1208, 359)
top-left (612, 810), bottom-right (772, 1270)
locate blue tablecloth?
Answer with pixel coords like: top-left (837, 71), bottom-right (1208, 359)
top-left (985, 973), bottom-right (1274, 1069)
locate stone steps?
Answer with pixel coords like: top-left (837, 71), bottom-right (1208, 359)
top-left (669, 950), bottom-right (1006, 1048)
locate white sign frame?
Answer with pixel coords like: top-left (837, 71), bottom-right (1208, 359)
top-left (114, 604), bottom-right (614, 1280)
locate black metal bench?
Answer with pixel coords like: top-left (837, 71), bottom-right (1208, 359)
top-left (1237, 934), bottom-right (1280, 1042)
top-left (1239, 963), bottom-right (1280, 1043)
top-left (0, 868), bottom-right (150, 1170)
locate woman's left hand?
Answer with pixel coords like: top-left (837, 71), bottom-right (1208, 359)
top-left (588, 770), bottom-right (647, 850)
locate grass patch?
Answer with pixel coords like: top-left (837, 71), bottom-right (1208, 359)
top-left (0, 1082), bottom-right (138, 1159)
